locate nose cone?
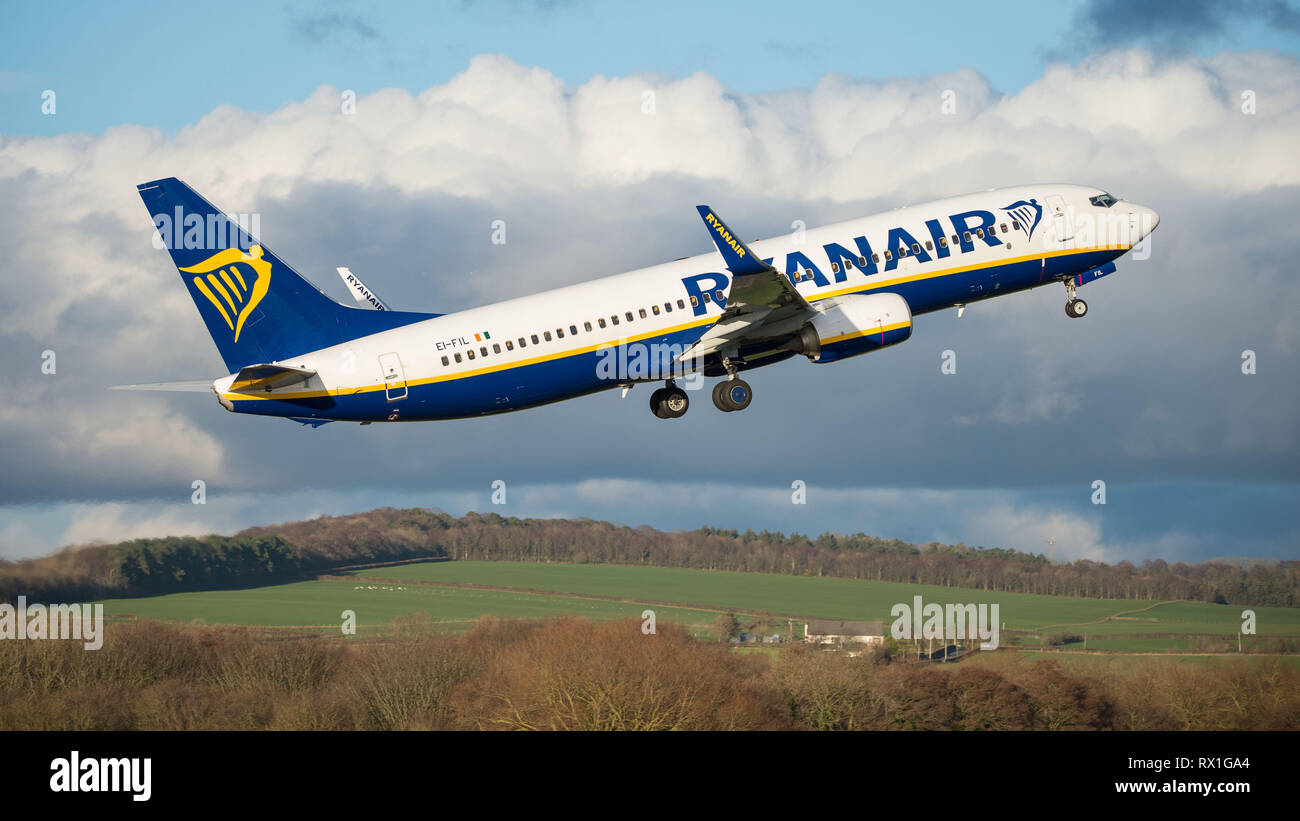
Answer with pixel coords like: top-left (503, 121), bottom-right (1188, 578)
top-left (1126, 202), bottom-right (1160, 240)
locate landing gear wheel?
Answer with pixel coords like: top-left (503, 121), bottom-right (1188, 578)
top-left (711, 381), bottom-right (733, 412)
top-left (649, 387), bottom-right (668, 418)
top-left (713, 379), bottom-right (752, 412)
top-left (1065, 298), bottom-right (1088, 318)
top-left (661, 387), bottom-right (689, 418)
top-left (651, 385), bottom-right (689, 419)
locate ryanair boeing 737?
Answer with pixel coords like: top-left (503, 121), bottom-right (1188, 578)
top-left (118, 178), bottom-right (1158, 424)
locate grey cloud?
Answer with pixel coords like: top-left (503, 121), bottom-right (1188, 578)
top-left (290, 12), bottom-right (380, 44)
top-left (1067, 0), bottom-right (1300, 53)
top-left (0, 54), bottom-right (1296, 564)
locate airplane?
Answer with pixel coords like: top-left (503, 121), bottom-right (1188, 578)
top-left (118, 178), bottom-right (1158, 424)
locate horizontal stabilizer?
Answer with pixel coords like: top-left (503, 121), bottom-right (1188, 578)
top-left (109, 380), bottom-right (215, 392)
top-left (287, 417), bottom-right (333, 428)
top-left (229, 364), bottom-right (317, 393)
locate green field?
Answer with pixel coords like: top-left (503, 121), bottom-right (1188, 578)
top-left (352, 561), bottom-right (1300, 635)
top-left (96, 576), bottom-right (724, 637)
top-left (91, 560), bottom-right (1300, 652)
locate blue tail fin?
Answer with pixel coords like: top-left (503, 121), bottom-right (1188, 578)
top-left (138, 178), bottom-right (436, 372)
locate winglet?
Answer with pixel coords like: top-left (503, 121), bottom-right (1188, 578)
top-left (696, 205), bottom-right (771, 276)
top-left (337, 267), bottom-right (390, 311)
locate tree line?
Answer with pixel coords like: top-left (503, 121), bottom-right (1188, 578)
top-left (1, 507), bottom-right (1295, 607)
top-left (2, 616), bottom-right (1295, 730)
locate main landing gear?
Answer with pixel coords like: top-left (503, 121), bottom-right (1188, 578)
top-left (648, 356), bottom-right (755, 418)
top-left (711, 354), bottom-right (752, 413)
top-left (712, 378), bottom-right (752, 412)
top-left (650, 381), bottom-right (689, 419)
top-left (1064, 279), bottom-right (1088, 319)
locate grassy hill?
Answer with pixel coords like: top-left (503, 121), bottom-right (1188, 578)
top-left (94, 560), bottom-right (1300, 653)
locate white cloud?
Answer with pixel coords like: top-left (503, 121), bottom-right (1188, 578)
top-left (0, 49), bottom-right (1296, 563)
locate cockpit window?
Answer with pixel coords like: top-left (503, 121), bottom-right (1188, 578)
top-left (1089, 193), bottom-right (1119, 208)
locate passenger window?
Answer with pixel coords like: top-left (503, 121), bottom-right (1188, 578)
top-left (951, 235), bottom-right (959, 244)
top-left (857, 256), bottom-right (867, 267)
top-left (963, 231), bottom-right (971, 243)
top-left (531, 334), bottom-right (540, 344)
top-left (651, 305), bottom-right (660, 315)
top-left (584, 321), bottom-right (592, 332)
top-left (939, 236), bottom-right (948, 248)
top-left (492, 343), bottom-right (501, 354)
top-left (976, 228), bottom-right (984, 238)
top-left (702, 293), bottom-right (711, 303)
top-left (480, 346), bottom-right (488, 357)
top-left (1011, 221), bottom-right (1020, 231)
top-left (611, 315), bottom-right (620, 325)
top-left (689, 296), bottom-right (698, 307)
top-left (872, 253), bottom-right (880, 263)
top-left (884, 250), bottom-right (893, 261)
top-left (467, 349), bottom-right (475, 360)
top-left (638, 308), bottom-right (646, 319)
top-left (663, 302), bottom-right (672, 313)
top-left (599, 317), bottom-right (607, 328)
top-left (830, 262), bottom-right (840, 274)
top-left (569, 325), bottom-right (577, 335)
top-left (556, 328), bottom-right (563, 338)
top-left (454, 352), bottom-right (462, 363)
top-left (714, 289), bottom-right (724, 301)
top-left (1000, 223), bottom-right (1008, 233)
top-left (925, 241), bottom-right (933, 251)
top-left (677, 299), bottom-right (685, 309)
top-left (505, 340), bottom-right (514, 351)
top-left (912, 243), bottom-right (921, 254)
top-left (899, 247), bottom-right (908, 257)
top-left (441, 355), bottom-right (449, 366)
top-left (625, 311), bottom-right (634, 322)
top-left (544, 331), bottom-right (553, 341)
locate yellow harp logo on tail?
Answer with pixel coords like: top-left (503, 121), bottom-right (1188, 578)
top-left (180, 245), bottom-right (272, 342)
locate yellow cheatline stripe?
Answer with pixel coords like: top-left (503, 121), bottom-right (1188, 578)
top-left (194, 277), bottom-right (234, 330)
top-left (228, 265), bottom-right (247, 290)
top-left (219, 269), bottom-right (243, 302)
top-left (807, 244), bottom-right (1127, 304)
top-left (208, 274), bottom-right (238, 314)
top-left (222, 245), bottom-right (1117, 403)
top-left (821, 320), bottom-right (911, 346)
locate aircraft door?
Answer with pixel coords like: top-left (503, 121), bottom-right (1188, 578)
top-left (1047, 194), bottom-right (1073, 242)
top-left (379, 352), bottom-right (407, 401)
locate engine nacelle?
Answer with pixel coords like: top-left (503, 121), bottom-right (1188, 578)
top-left (785, 293), bottom-right (912, 363)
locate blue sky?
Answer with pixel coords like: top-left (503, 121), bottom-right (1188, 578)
top-left (1, 1), bottom-right (1298, 565)
top-left (5, 0), bottom-right (1299, 136)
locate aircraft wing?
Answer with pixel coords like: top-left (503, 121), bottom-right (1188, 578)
top-left (680, 205), bottom-right (814, 361)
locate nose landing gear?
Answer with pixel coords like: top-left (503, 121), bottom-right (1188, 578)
top-left (1064, 279), bottom-right (1088, 318)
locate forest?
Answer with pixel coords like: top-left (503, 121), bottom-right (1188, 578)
top-left (1, 507), bottom-right (1295, 607)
